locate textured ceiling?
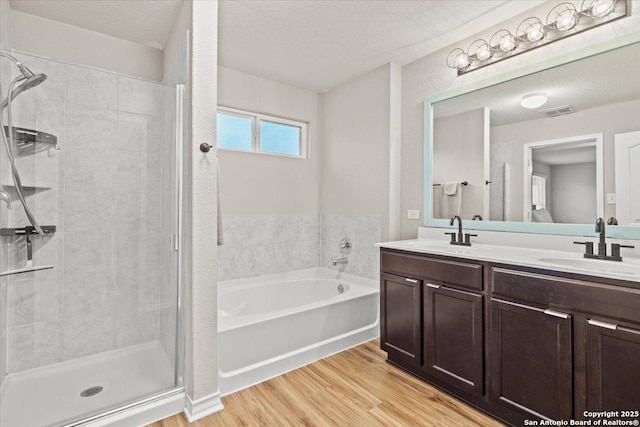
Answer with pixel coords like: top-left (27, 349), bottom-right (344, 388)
top-left (434, 42), bottom-right (640, 127)
top-left (9, 0), bottom-right (183, 49)
top-left (10, 0), bottom-right (548, 91)
top-left (218, 0), bottom-right (546, 92)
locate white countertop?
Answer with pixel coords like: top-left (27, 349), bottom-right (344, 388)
top-left (377, 238), bottom-right (640, 283)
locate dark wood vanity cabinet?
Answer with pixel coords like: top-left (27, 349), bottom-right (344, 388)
top-left (424, 284), bottom-right (483, 396)
top-left (380, 248), bottom-right (640, 426)
top-left (381, 250), bottom-right (485, 397)
top-left (585, 318), bottom-right (640, 411)
top-left (490, 299), bottom-right (573, 420)
top-left (380, 273), bottom-right (422, 366)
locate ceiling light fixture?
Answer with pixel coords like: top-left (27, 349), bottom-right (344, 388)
top-left (447, 0), bottom-right (626, 75)
top-left (521, 93), bottom-right (548, 109)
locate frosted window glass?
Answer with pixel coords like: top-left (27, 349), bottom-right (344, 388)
top-left (259, 121), bottom-right (301, 156)
top-left (217, 113), bottom-right (252, 151)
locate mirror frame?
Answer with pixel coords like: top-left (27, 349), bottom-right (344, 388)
top-left (424, 31), bottom-right (640, 239)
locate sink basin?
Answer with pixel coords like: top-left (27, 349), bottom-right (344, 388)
top-left (537, 257), bottom-right (640, 276)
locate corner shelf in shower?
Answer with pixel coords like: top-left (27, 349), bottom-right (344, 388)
top-left (3, 126), bottom-right (59, 155)
top-left (0, 183), bottom-right (52, 191)
top-left (0, 225), bottom-right (56, 236)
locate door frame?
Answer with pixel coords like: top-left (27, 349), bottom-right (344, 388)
top-left (523, 133), bottom-right (604, 223)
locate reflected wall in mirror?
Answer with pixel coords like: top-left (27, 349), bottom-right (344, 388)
top-left (430, 41), bottom-right (640, 226)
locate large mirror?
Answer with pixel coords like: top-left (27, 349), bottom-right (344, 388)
top-left (426, 38), bottom-right (640, 237)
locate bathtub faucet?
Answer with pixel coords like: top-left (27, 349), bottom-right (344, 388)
top-left (332, 257), bottom-right (349, 266)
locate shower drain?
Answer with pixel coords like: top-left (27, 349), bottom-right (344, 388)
top-left (80, 386), bottom-right (103, 398)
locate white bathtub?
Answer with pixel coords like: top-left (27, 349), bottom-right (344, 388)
top-left (217, 267), bottom-right (380, 395)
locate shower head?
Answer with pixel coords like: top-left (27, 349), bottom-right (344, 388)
top-left (0, 73), bottom-right (47, 111)
top-left (20, 73), bottom-right (47, 90)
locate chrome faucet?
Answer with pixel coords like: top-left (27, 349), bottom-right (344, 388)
top-left (445, 215), bottom-right (477, 246)
top-left (332, 257), bottom-right (349, 266)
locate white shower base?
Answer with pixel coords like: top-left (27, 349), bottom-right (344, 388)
top-left (0, 341), bottom-right (180, 427)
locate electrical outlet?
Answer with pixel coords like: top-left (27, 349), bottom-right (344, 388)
top-left (607, 193), bottom-right (616, 204)
top-left (407, 209), bottom-right (420, 220)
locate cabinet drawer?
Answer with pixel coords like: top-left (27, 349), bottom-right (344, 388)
top-left (491, 267), bottom-right (640, 323)
top-left (381, 251), bottom-right (483, 290)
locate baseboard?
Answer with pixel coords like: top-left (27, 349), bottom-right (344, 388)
top-left (184, 390), bottom-right (224, 422)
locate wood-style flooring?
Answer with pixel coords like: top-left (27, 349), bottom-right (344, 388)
top-left (148, 340), bottom-right (501, 427)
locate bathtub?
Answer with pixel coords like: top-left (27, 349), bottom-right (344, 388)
top-left (217, 267), bottom-right (380, 395)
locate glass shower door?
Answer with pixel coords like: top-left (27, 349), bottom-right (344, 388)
top-left (0, 48), bottom-right (186, 427)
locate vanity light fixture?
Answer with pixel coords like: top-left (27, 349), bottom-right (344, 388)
top-left (521, 93), bottom-right (548, 109)
top-left (447, 0), bottom-right (626, 75)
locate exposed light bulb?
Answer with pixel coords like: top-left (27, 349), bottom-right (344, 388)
top-left (527, 26), bottom-right (544, 41)
top-left (499, 36), bottom-right (516, 51)
top-left (521, 93), bottom-right (548, 109)
top-left (556, 14), bottom-right (576, 31)
top-left (591, 0), bottom-right (615, 17)
top-left (476, 45), bottom-right (492, 61)
top-left (454, 53), bottom-right (470, 69)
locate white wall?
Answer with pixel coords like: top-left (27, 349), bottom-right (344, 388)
top-left (1, 0), bottom-right (10, 49)
top-left (551, 162), bottom-right (596, 224)
top-left (163, 0), bottom-right (191, 84)
top-left (10, 9), bottom-right (163, 81)
top-left (433, 108), bottom-right (485, 220)
top-left (187, 0), bottom-right (220, 413)
top-left (400, 0), bottom-right (640, 239)
top-left (218, 66), bottom-right (321, 214)
top-left (320, 63), bottom-right (400, 240)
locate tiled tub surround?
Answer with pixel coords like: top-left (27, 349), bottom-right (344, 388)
top-left (0, 51), bottom-right (176, 375)
top-left (217, 214), bottom-right (382, 282)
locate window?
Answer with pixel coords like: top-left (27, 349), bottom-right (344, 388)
top-left (217, 107), bottom-right (307, 158)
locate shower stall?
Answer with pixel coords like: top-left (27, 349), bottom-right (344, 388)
top-left (0, 3), bottom-right (189, 426)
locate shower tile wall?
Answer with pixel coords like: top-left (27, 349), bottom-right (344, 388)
top-left (0, 52), bottom-right (171, 374)
top-left (217, 214), bottom-right (382, 281)
top-left (1, 277), bottom-right (7, 385)
top-left (218, 214), bottom-right (321, 281)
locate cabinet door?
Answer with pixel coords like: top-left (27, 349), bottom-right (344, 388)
top-left (586, 318), bottom-right (640, 411)
top-left (380, 274), bottom-right (422, 365)
top-left (424, 284), bottom-right (483, 395)
top-left (490, 299), bottom-right (573, 420)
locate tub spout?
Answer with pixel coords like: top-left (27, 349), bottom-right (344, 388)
top-left (332, 257), bottom-right (349, 266)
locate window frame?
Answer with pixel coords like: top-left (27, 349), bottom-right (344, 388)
top-left (217, 106), bottom-right (308, 158)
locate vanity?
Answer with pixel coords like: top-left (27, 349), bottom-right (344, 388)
top-left (378, 239), bottom-right (640, 426)
top-left (396, 23), bottom-right (640, 425)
